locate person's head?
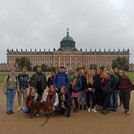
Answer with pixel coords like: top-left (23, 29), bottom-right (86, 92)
top-left (103, 68), bottom-right (107, 73)
top-left (10, 69), bottom-right (15, 76)
top-left (81, 70), bottom-right (85, 76)
top-left (92, 69), bottom-right (96, 76)
top-left (87, 70), bottom-right (92, 76)
top-left (59, 66), bottom-right (65, 73)
top-left (37, 66), bottom-right (42, 73)
top-left (55, 69), bottom-right (59, 74)
top-left (114, 68), bottom-right (119, 73)
top-left (119, 70), bottom-right (128, 79)
top-left (69, 68), bottom-right (73, 74)
top-left (60, 86), bottom-right (67, 94)
top-left (64, 67), bottom-right (67, 72)
top-left (51, 71), bottom-right (55, 77)
top-left (30, 87), bottom-right (37, 95)
top-left (22, 66), bottom-right (27, 74)
top-left (103, 72), bottom-right (108, 78)
top-left (96, 69), bottom-right (102, 75)
top-left (85, 67), bottom-right (89, 73)
top-left (109, 69), bottom-right (114, 75)
top-left (74, 72), bottom-right (79, 78)
top-left (49, 85), bottom-right (55, 93)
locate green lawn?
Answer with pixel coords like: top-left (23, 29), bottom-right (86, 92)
top-left (0, 72), bottom-right (134, 83)
top-left (0, 72), bottom-right (51, 83)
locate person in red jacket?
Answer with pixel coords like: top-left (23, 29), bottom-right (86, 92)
top-left (118, 70), bottom-right (133, 115)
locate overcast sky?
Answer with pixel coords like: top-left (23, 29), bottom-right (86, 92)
top-left (0, 0), bottom-right (134, 63)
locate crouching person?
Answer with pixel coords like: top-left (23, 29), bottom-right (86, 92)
top-left (57, 86), bottom-right (72, 117)
top-left (23, 87), bottom-right (40, 114)
top-left (41, 85), bottom-right (59, 112)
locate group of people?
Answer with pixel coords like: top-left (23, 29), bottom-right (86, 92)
top-left (3, 65), bottom-right (133, 118)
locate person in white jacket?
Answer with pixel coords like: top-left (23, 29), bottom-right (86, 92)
top-left (41, 85), bottom-right (59, 112)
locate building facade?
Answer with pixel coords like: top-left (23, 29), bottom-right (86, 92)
top-left (6, 29), bottom-right (130, 70)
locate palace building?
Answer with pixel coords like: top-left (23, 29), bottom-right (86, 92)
top-left (6, 28), bottom-right (130, 70)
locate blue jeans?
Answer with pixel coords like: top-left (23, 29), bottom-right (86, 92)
top-left (6, 89), bottom-right (16, 111)
top-left (23, 107), bottom-right (30, 114)
top-left (79, 90), bottom-right (86, 105)
top-left (109, 90), bottom-right (118, 110)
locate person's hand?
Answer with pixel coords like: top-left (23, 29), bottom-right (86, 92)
top-left (118, 90), bottom-right (120, 93)
top-left (61, 103), bottom-right (66, 109)
top-left (40, 100), bottom-right (44, 103)
top-left (52, 106), bottom-right (55, 111)
top-left (88, 88), bottom-right (92, 91)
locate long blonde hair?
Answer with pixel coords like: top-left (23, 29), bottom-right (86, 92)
top-left (86, 70), bottom-right (93, 85)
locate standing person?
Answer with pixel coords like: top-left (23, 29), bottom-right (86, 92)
top-left (53, 66), bottom-right (69, 93)
top-left (118, 70), bottom-right (133, 115)
top-left (47, 71), bottom-right (55, 88)
top-left (79, 70), bottom-right (87, 110)
top-left (114, 67), bottom-right (123, 107)
top-left (86, 70), bottom-right (97, 112)
top-left (68, 68), bottom-right (74, 95)
top-left (3, 69), bottom-right (19, 115)
top-left (108, 69), bottom-right (118, 111)
top-left (94, 69), bottom-right (104, 108)
top-left (29, 66), bottom-right (47, 99)
top-left (17, 66), bottom-right (30, 111)
top-left (101, 73), bottom-right (113, 115)
top-left (72, 72), bottom-right (82, 113)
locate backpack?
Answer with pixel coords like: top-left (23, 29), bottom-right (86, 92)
top-left (55, 72), bottom-right (68, 82)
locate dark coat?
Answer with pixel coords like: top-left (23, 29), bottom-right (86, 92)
top-left (72, 77), bottom-right (82, 93)
top-left (81, 75), bottom-right (87, 90)
top-left (59, 92), bottom-right (72, 107)
top-left (94, 75), bottom-right (104, 106)
top-left (47, 76), bottom-right (54, 88)
top-left (29, 72), bottom-right (47, 90)
top-left (119, 77), bottom-right (132, 92)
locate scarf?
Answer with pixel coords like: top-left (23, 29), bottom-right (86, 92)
top-left (46, 91), bottom-right (56, 106)
top-left (72, 78), bottom-right (77, 88)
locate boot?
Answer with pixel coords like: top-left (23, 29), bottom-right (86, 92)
top-left (84, 105), bottom-right (86, 110)
top-left (66, 107), bottom-right (71, 117)
top-left (80, 105), bottom-right (82, 110)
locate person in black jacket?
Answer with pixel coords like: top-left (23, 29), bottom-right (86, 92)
top-left (86, 70), bottom-right (97, 113)
top-left (94, 69), bottom-right (104, 108)
top-left (29, 66), bottom-right (47, 100)
top-left (47, 71), bottom-right (55, 88)
top-left (79, 70), bottom-right (87, 110)
top-left (57, 86), bottom-right (72, 117)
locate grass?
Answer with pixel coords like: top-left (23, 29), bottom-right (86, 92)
top-left (0, 72), bottom-right (51, 83)
top-left (0, 72), bottom-right (134, 83)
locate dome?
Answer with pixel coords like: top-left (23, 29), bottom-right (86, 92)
top-left (61, 28), bottom-right (74, 42)
top-left (58, 28), bottom-right (78, 51)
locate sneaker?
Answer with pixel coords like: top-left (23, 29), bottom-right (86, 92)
top-left (91, 108), bottom-right (97, 113)
top-left (36, 114), bottom-right (40, 117)
top-left (17, 106), bottom-right (21, 111)
top-left (88, 108), bottom-right (90, 112)
top-left (94, 106), bottom-right (97, 110)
